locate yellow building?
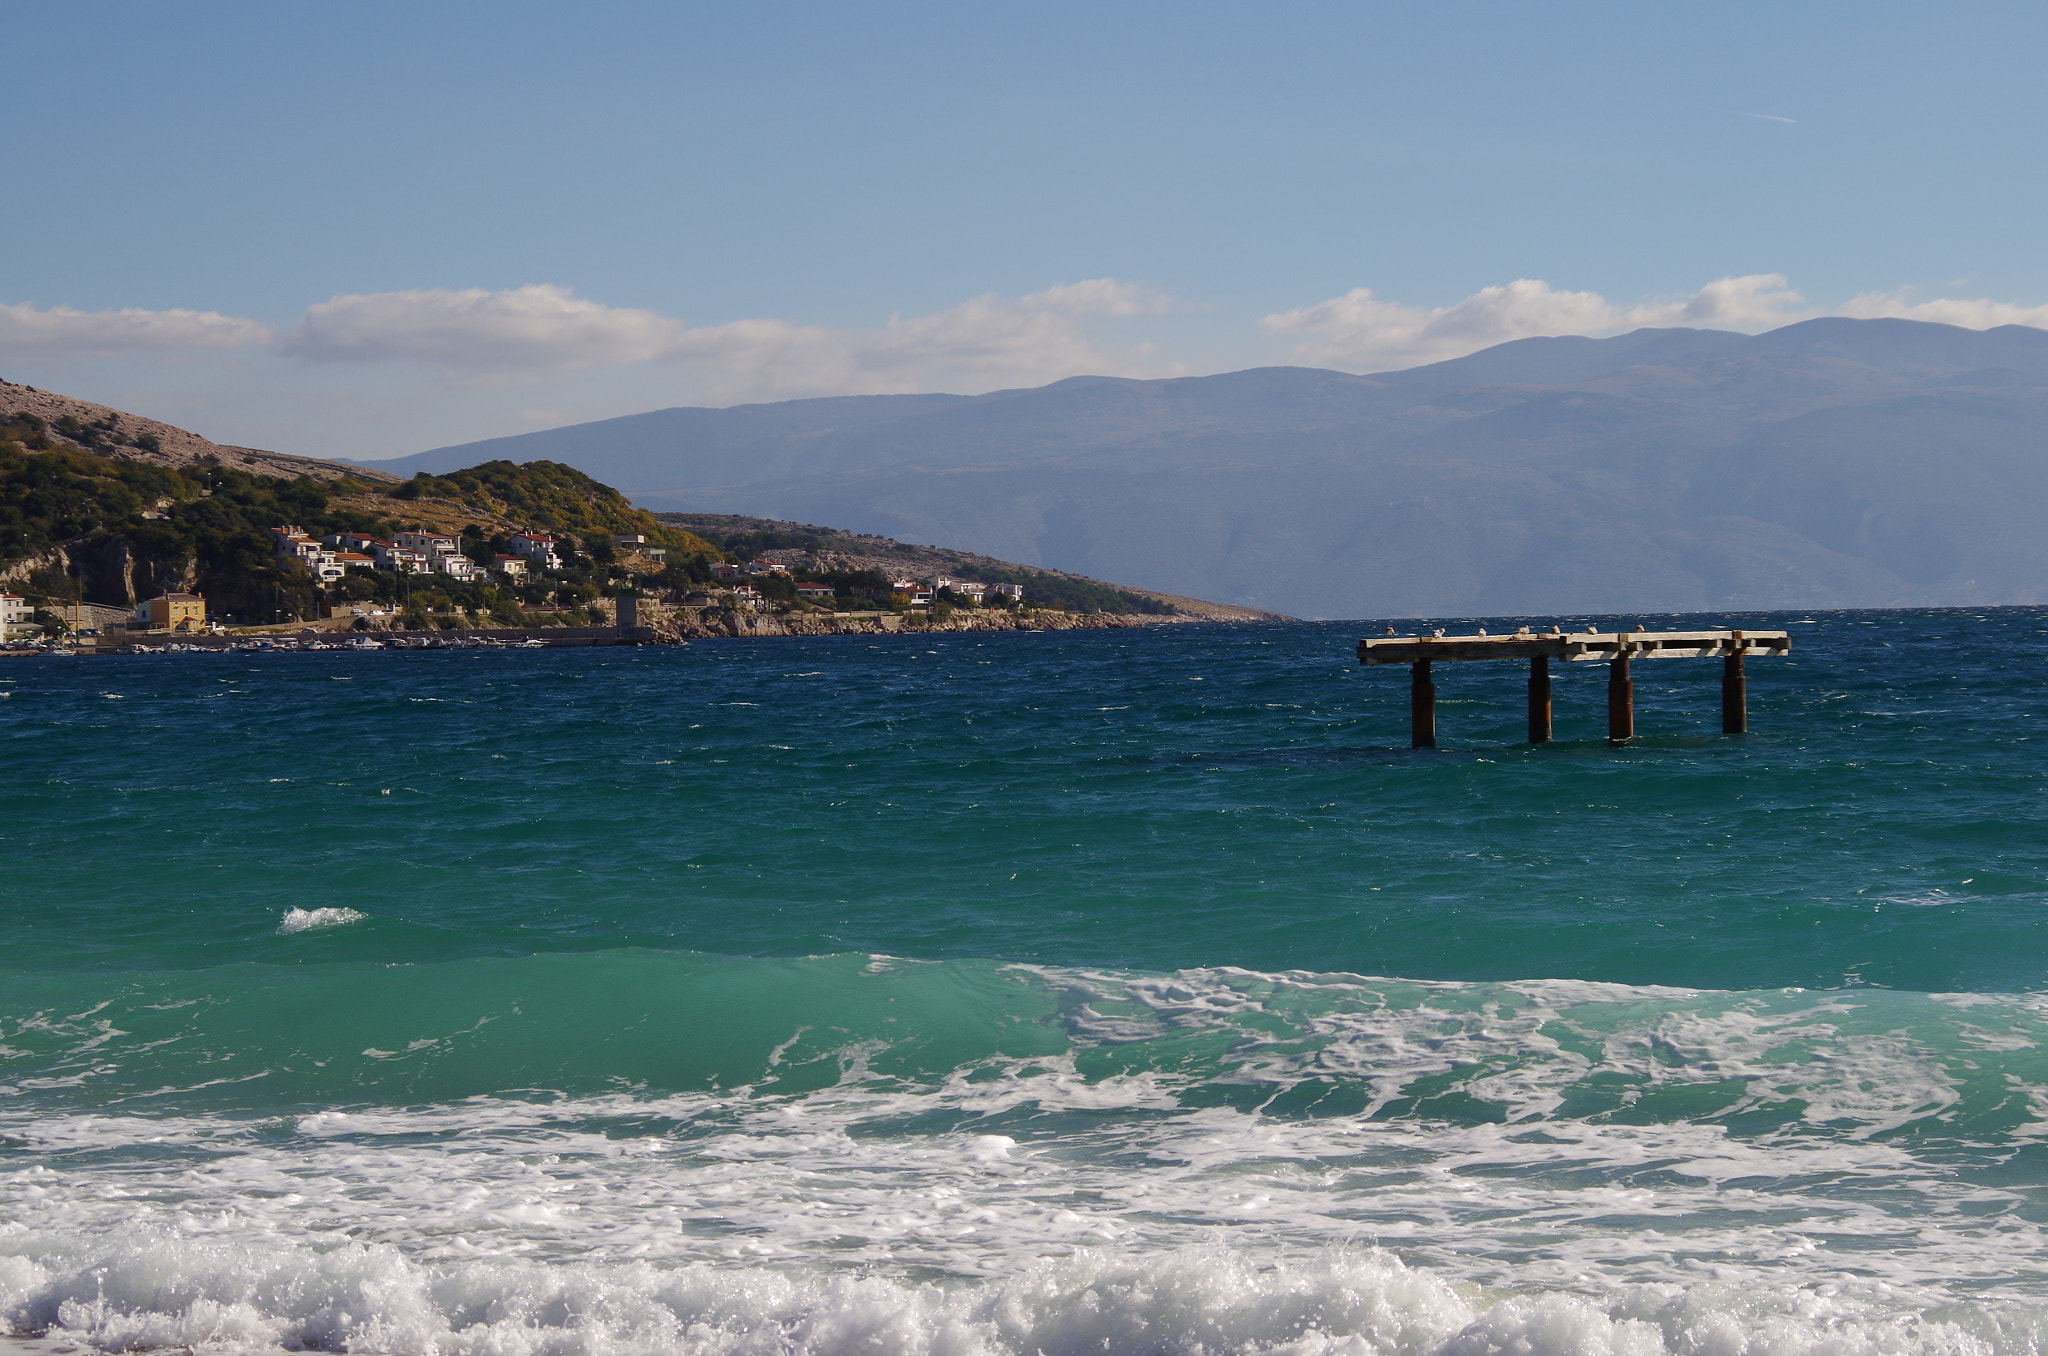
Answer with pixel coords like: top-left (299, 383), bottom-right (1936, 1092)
top-left (139, 594), bottom-right (207, 632)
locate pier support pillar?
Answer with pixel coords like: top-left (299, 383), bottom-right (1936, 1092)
top-left (1722, 651), bottom-right (1747, 734)
top-left (1607, 654), bottom-right (1634, 743)
top-left (1527, 656), bottom-right (1552, 744)
top-left (1411, 660), bottom-right (1436, 749)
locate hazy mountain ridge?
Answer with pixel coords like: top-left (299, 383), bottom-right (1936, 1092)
top-left (365, 318), bottom-right (2048, 617)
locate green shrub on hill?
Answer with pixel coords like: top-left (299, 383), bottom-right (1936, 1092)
top-left (0, 435), bottom-right (729, 624)
top-left (0, 422), bottom-right (408, 619)
top-left (391, 461), bottom-right (714, 556)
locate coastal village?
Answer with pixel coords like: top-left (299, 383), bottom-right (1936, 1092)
top-left (0, 400), bottom-right (1277, 652)
top-left (3, 520), bottom-right (1067, 650)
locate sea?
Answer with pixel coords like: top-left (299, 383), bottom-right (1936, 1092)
top-left (6, 608), bottom-right (2048, 1356)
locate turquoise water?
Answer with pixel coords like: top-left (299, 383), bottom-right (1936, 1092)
top-left (7, 610), bottom-right (2048, 1355)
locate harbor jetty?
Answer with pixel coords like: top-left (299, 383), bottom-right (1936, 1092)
top-left (1358, 627), bottom-right (1792, 747)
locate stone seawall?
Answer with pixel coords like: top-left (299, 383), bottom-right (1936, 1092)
top-left (53, 609), bottom-right (1174, 653)
top-left (658, 608), bottom-right (1161, 640)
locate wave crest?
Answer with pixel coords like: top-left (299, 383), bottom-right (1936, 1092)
top-left (277, 907), bottom-right (366, 934)
top-left (5, 1238), bottom-right (2030, 1356)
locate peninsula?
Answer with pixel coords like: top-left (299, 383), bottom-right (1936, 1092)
top-left (0, 381), bottom-right (1284, 647)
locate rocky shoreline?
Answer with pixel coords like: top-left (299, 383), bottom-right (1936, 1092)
top-left (3, 606), bottom-right (1221, 656)
top-left (651, 606), bottom-right (1180, 640)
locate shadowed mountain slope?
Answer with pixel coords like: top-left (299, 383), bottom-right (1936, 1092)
top-left (361, 318), bottom-right (2048, 618)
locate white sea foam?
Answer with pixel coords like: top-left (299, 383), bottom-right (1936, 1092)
top-left (276, 906), bottom-right (366, 933)
top-left (2, 1238), bottom-right (2045, 1356)
top-left (7, 965), bottom-right (2048, 1351)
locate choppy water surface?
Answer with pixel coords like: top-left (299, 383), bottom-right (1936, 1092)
top-left (7, 609), bottom-right (2048, 1355)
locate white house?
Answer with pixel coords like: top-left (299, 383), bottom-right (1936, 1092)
top-left (795, 582), bottom-right (835, 601)
top-left (372, 542), bottom-right (432, 573)
top-left (271, 528), bottom-right (323, 562)
top-left (0, 592), bottom-right (32, 638)
top-left (710, 562), bottom-right (741, 581)
top-left (493, 554), bottom-right (528, 578)
top-left (507, 533), bottom-right (561, 570)
top-left (612, 534), bottom-right (646, 549)
top-left (332, 551), bottom-right (376, 574)
top-left (438, 555), bottom-right (483, 582)
top-left (986, 583), bottom-right (1025, 600)
top-left (270, 528), bottom-right (347, 582)
top-left (729, 584), bottom-right (763, 607)
top-left (745, 559), bottom-right (791, 576)
top-left (935, 577), bottom-right (988, 602)
top-left (396, 531), bottom-right (459, 558)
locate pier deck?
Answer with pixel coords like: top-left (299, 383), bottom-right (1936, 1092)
top-left (1357, 628), bottom-right (1791, 747)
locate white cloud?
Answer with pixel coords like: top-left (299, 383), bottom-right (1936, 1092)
top-left (1839, 288), bottom-right (2048, 330)
top-left (20, 275), bottom-right (2048, 414)
top-left (1260, 274), bottom-right (1814, 372)
top-left (0, 301), bottom-right (273, 358)
top-left (264, 279), bottom-right (1173, 395)
top-left (669, 279), bottom-right (1176, 399)
top-left (279, 284), bottom-right (686, 380)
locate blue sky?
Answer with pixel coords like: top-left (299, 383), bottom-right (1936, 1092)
top-left (6, 1), bottom-right (2047, 459)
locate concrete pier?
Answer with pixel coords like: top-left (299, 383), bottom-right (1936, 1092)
top-left (1358, 629), bottom-right (1791, 748)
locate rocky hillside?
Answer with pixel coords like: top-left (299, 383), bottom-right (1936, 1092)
top-left (1, 402), bottom-right (710, 627)
top-left (0, 377), bottom-right (390, 483)
top-left (656, 512), bottom-right (1289, 621)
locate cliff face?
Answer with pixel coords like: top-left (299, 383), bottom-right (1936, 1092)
top-left (0, 379), bottom-right (394, 483)
top-left (63, 535), bottom-right (194, 606)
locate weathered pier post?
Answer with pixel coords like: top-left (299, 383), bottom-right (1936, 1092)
top-left (1358, 628), bottom-right (1786, 747)
top-left (1607, 650), bottom-right (1634, 743)
top-left (1411, 660), bottom-right (1436, 749)
top-left (1528, 656), bottom-right (1552, 744)
top-left (1722, 643), bottom-right (1747, 735)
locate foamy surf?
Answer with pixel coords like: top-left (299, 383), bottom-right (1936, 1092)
top-left (4, 1240), bottom-right (2046, 1356)
top-left (277, 906), bottom-right (367, 934)
top-left (7, 962), bottom-right (2048, 1356)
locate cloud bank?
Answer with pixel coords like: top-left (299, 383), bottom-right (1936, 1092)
top-left (0, 302), bottom-right (273, 358)
top-left (1838, 289), bottom-right (2048, 330)
top-left (12, 276), bottom-right (2048, 404)
top-left (263, 279), bottom-right (1173, 393)
top-left (280, 285), bottom-right (686, 376)
top-left (666, 279), bottom-right (1174, 399)
top-left (1259, 274), bottom-right (1814, 371)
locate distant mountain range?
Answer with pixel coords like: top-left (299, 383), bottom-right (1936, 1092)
top-left (358, 318), bottom-right (2048, 619)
